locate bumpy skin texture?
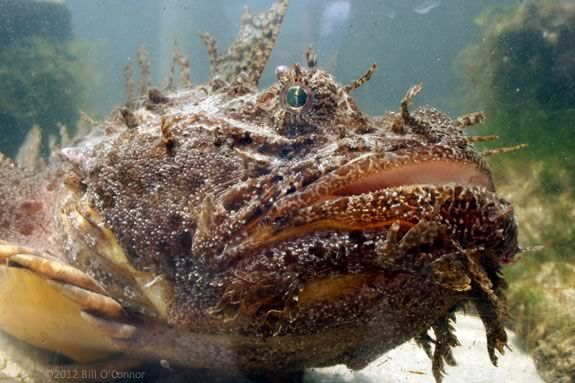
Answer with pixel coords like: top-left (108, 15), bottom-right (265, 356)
top-left (0, 0), bottom-right (519, 381)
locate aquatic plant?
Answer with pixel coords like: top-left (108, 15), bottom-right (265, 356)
top-left (491, 147), bottom-right (575, 383)
top-left (495, 162), bottom-right (574, 380)
top-left (457, 1), bottom-right (575, 381)
top-left (506, 261), bottom-right (575, 383)
top-left (456, 0), bottom-right (575, 162)
top-left (0, 0), bottom-right (72, 47)
top-left (0, 0), bottom-right (95, 158)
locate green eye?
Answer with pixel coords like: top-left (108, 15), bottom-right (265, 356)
top-left (281, 83), bottom-right (312, 111)
top-left (286, 86), bottom-right (308, 108)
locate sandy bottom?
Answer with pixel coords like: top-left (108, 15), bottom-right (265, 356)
top-left (305, 314), bottom-right (543, 383)
top-left (0, 314), bottom-right (542, 383)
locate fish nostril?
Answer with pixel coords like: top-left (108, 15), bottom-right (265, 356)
top-left (275, 65), bottom-right (289, 81)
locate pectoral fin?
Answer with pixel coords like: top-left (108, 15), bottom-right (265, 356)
top-left (0, 248), bottom-right (134, 363)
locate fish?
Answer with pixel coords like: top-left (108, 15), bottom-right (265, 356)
top-left (0, 0), bottom-right (521, 381)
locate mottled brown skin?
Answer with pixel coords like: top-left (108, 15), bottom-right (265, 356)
top-left (0, 0), bottom-right (519, 381)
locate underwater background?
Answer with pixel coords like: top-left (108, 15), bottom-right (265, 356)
top-left (0, 0), bottom-right (573, 382)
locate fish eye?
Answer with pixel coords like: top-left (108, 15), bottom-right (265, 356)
top-left (281, 83), bottom-right (313, 111)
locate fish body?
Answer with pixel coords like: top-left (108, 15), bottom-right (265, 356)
top-left (0, 1), bottom-right (519, 381)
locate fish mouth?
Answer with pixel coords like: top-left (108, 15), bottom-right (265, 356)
top-left (268, 148), bottom-right (494, 219)
top-left (216, 154), bottom-right (517, 336)
top-left (236, 153), bottom-right (515, 264)
top-left (261, 150), bottom-right (495, 225)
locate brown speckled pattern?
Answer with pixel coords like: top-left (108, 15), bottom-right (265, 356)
top-left (0, 0), bottom-right (520, 381)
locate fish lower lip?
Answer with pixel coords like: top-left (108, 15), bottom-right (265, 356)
top-left (238, 184), bottom-right (515, 259)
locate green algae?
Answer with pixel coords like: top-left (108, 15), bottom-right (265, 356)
top-left (456, 0), bottom-right (575, 162)
top-left (492, 158), bottom-right (575, 383)
top-left (0, 0), bottom-right (97, 158)
top-left (457, 1), bottom-right (575, 381)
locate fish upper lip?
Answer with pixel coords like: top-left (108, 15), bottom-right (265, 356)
top-left (327, 159), bottom-right (492, 198)
top-left (269, 149), bottom-right (493, 218)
